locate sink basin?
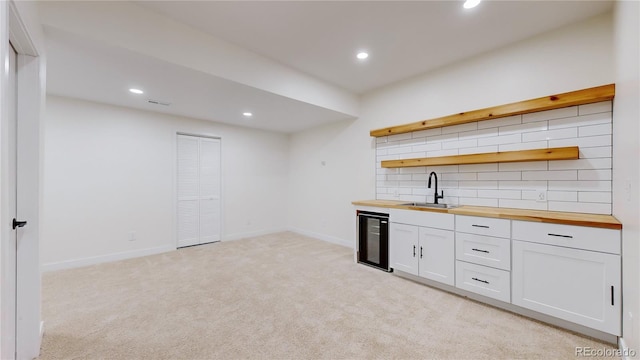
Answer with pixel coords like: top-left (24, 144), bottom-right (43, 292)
top-left (401, 202), bottom-right (457, 209)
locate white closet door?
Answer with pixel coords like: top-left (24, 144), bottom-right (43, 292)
top-left (177, 135), bottom-right (221, 248)
top-left (177, 136), bottom-right (200, 247)
top-left (198, 138), bottom-right (221, 244)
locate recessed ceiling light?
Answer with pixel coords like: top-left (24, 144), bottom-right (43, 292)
top-left (129, 88), bottom-right (144, 94)
top-left (463, 0), bottom-right (481, 9)
top-left (356, 52), bottom-right (369, 60)
top-left (243, 112), bottom-right (253, 117)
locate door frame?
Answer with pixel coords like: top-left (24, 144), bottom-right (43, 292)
top-left (1, 1), bottom-right (44, 359)
top-left (174, 132), bottom-right (223, 249)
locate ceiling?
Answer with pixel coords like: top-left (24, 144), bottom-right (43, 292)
top-left (42, 0), bottom-right (614, 133)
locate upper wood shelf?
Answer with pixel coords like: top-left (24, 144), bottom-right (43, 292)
top-left (370, 84), bottom-right (615, 137)
top-left (381, 146), bottom-right (579, 168)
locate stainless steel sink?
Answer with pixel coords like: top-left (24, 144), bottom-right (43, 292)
top-left (401, 202), bottom-right (458, 209)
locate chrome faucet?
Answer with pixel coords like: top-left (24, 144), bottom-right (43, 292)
top-left (428, 171), bottom-right (444, 204)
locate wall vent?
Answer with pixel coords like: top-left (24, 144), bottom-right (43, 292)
top-left (147, 99), bottom-right (171, 106)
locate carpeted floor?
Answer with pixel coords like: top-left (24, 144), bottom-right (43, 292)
top-left (39, 232), bottom-right (615, 359)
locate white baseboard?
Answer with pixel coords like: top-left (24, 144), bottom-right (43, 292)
top-left (288, 227), bottom-right (352, 248)
top-left (41, 245), bottom-right (174, 272)
top-left (223, 228), bottom-right (287, 242)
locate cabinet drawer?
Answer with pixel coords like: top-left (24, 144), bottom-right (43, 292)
top-left (512, 221), bottom-right (620, 254)
top-left (455, 232), bottom-right (511, 271)
top-left (390, 209), bottom-right (454, 230)
top-left (455, 261), bottom-right (510, 303)
top-left (455, 215), bottom-right (510, 238)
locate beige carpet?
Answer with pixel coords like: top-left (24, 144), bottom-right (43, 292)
top-left (39, 232), bottom-right (615, 359)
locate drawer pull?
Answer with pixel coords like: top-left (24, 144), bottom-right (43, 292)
top-left (548, 233), bottom-right (573, 239)
top-left (472, 224), bottom-right (490, 229)
top-left (472, 277), bottom-right (489, 284)
top-left (472, 248), bottom-right (490, 254)
top-left (611, 286), bottom-right (614, 306)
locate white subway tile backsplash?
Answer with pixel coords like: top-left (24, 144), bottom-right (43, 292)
top-left (579, 123), bottom-right (611, 137)
top-left (548, 158), bottom-right (611, 170)
top-left (549, 135), bottom-right (611, 148)
top-left (442, 138), bottom-right (478, 150)
top-left (413, 143), bottom-right (442, 152)
top-left (412, 128), bottom-right (442, 138)
top-left (548, 180), bottom-right (611, 192)
top-left (458, 180), bottom-right (498, 190)
top-left (388, 174), bottom-right (413, 181)
top-left (388, 133), bottom-right (413, 142)
top-left (478, 189), bottom-right (521, 199)
top-left (477, 171), bottom-right (521, 181)
top-left (426, 133), bottom-right (458, 143)
top-left (499, 161), bottom-right (548, 171)
top-left (441, 172), bottom-right (478, 181)
top-left (523, 106), bottom-right (577, 123)
top-left (578, 169), bottom-right (612, 181)
top-left (459, 197), bottom-right (499, 207)
top-left (458, 128), bottom-right (498, 140)
top-left (441, 122), bottom-right (478, 134)
top-left (499, 180), bottom-right (547, 190)
top-left (548, 201), bottom-right (611, 215)
top-left (522, 127), bottom-right (577, 142)
top-left (399, 167), bottom-right (426, 174)
top-left (499, 141), bottom-right (548, 152)
top-left (549, 112), bottom-right (611, 129)
top-left (478, 133), bottom-right (522, 146)
top-left (579, 146), bottom-right (611, 159)
top-left (478, 115), bottom-right (522, 129)
top-left (522, 170), bottom-right (577, 181)
top-left (374, 101), bottom-right (612, 215)
top-left (426, 149), bottom-right (459, 157)
top-left (578, 191), bottom-right (611, 203)
top-left (579, 101), bottom-right (612, 116)
top-left (499, 121), bottom-right (548, 136)
top-left (459, 163), bottom-right (499, 173)
top-left (547, 191), bottom-right (578, 202)
top-left (458, 146), bottom-right (499, 155)
top-left (499, 199), bottom-right (548, 210)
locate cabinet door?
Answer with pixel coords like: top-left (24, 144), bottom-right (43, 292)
top-left (418, 227), bottom-right (454, 286)
top-left (512, 240), bottom-right (621, 335)
top-left (390, 223), bottom-right (419, 275)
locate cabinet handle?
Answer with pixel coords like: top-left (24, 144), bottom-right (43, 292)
top-left (420, 246), bottom-right (423, 259)
top-left (548, 233), bottom-right (573, 239)
top-left (472, 277), bottom-right (489, 284)
top-left (413, 245), bottom-right (416, 257)
top-left (472, 248), bottom-right (490, 254)
top-left (472, 224), bottom-right (489, 229)
top-left (611, 286), bottom-right (614, 306)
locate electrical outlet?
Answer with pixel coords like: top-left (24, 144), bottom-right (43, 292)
top-left (128, 231), bottom-right (136, 241)
top-left (392, 189), bottom-right (399, 198)
top-left (536, 190), bottom-right (547, 202)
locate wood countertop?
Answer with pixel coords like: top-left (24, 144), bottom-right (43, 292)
top-left (352, 200), bottom-right (622, 230)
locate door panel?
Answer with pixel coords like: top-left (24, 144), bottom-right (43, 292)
top-left (418, 227), bottom-right (454, 286)
top-left (389, 223), bottom-right (418, 275)
top-left (177, 135), bottom-right (221, 247)
top-left (1, 42), bottom-right (18, 360)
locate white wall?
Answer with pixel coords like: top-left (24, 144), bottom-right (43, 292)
top-left (613, 0), bottom-right (640, 353)
top-left (42, 96), bottom-right (289, 270)
top-left (288, 13), bottom-right (613, 244)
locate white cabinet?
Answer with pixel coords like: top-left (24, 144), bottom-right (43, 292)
top-left (418, 227), bottom-right (455, 285)
top-left (390, 209), bottom-right (454, 286)
top-left (389, 223), bottom-right (419, 275)
top-left (512, 240), bottom-right (621, 335)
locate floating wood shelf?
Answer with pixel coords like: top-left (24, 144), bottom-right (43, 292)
top-left (381, 146), bottom-right (579, 168)
top-left (370, 84), bottom-right (615, 137)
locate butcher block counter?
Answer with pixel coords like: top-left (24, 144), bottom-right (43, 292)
top-left (352, 200), bottom-right (622, 230)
